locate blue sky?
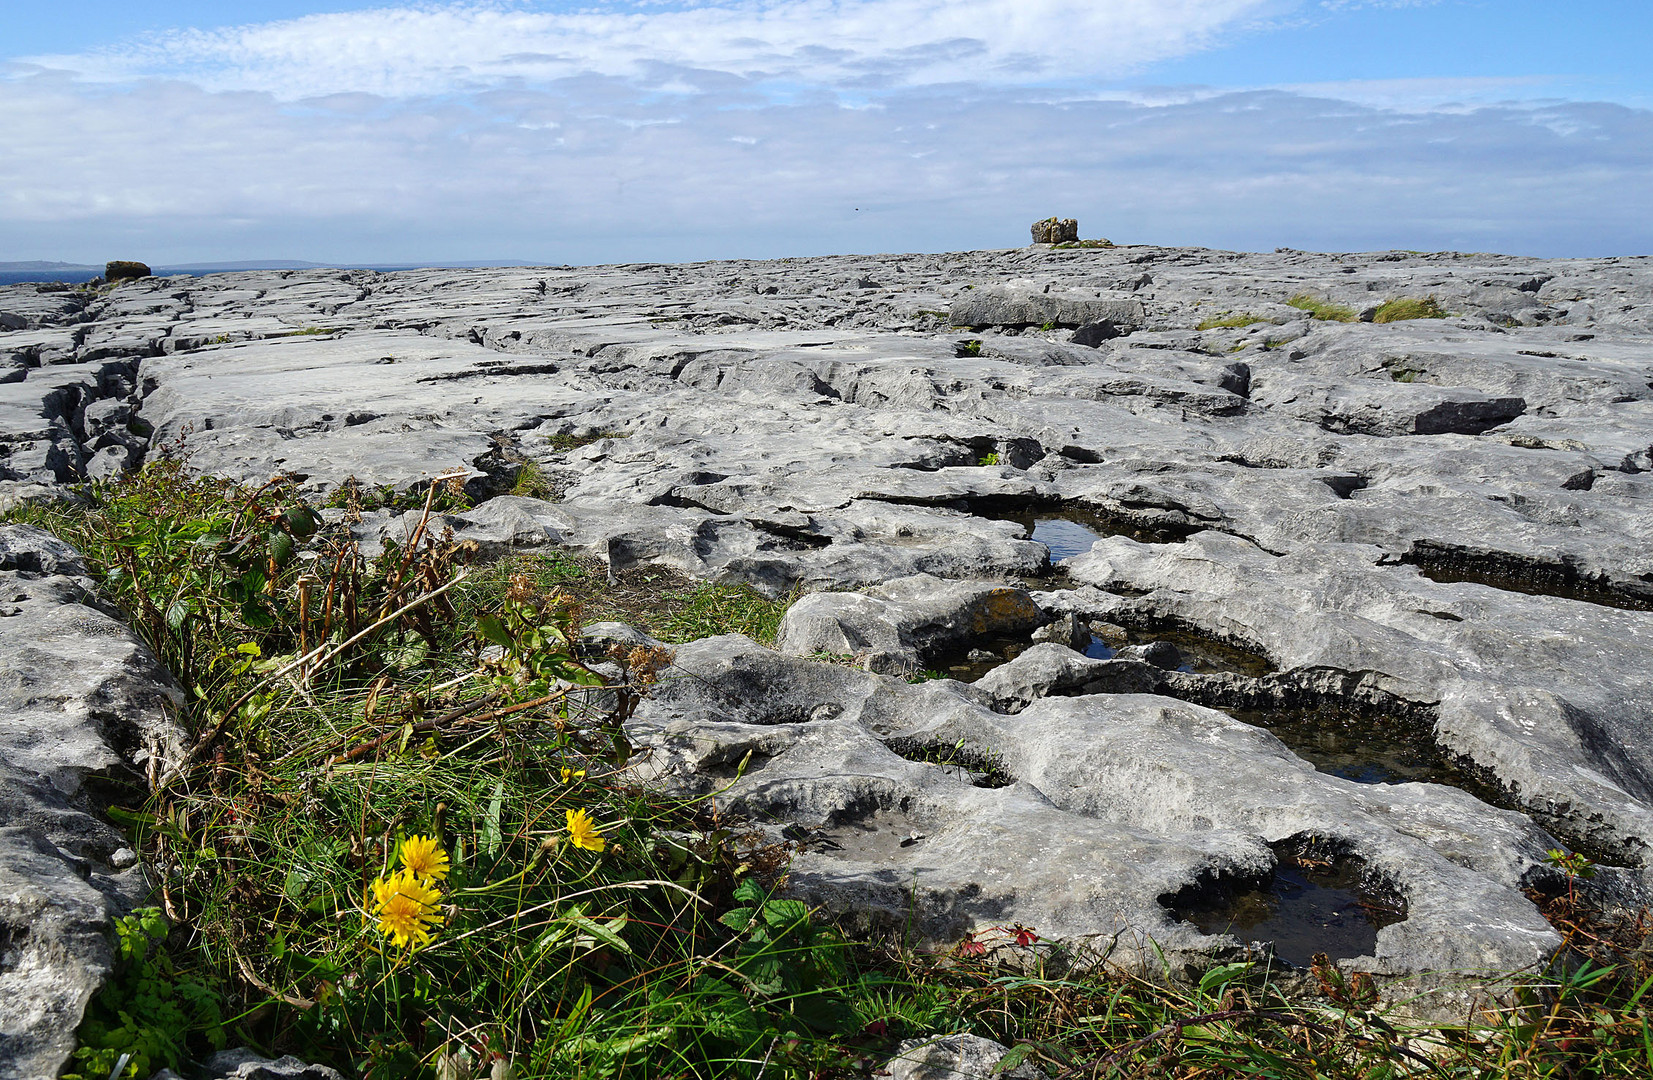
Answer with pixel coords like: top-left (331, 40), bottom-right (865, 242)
top-left (2, 1), bottom-right (1650, 264)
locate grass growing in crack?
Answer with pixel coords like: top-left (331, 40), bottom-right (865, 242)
top-left (11, 464), bottom-right (1653, 1079)
top-left (543, 431), bottom-right (625, 453)
top-left (1197, 313), bottom-right (1269, 331)
top-left (1286, 294), bottom-right (1359, 322)
top-left (509, 459), bottom-right (560, 501)
top-left (1371, 296), bottom-right (1449, 323)
top-left (652, 583), bottom-right (792, 646)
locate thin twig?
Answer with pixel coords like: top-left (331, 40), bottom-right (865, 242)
top-left (184, 570), bottom-right (470, 765)
top-left (322, 689), bottom-right (519, 767)
top-left (234, 949), bottom-right (316, 1011)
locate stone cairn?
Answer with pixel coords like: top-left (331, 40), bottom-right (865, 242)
top-left (1030, 217), bottom-right (1078, 244)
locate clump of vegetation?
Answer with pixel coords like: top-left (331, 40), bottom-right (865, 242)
top-left (653, 583), bottom-right (792, 645)
top-left (509, 459), bottom-right (560, 501)
top-left (954, 339), bottom-right (982, 358)
top-left (9, 460), bottom-right (1653, 1080)
top-left (1049, 239), bottom-right (1114, 250)
top-left (65, 908), bottom-right (225, 1080)
top-left (326, 475), bottom-right (473, 515)
top-left (1371, 296), bottom-right (1449, 322)
top-left (543, 431), bottom-right (624, 453)
top-left (1197, 312), bottom-right (1269, 331)
top-left (1286, 293), bottom-right (1359, 322)
top-left (977, 451), bottom-right (1001, 467)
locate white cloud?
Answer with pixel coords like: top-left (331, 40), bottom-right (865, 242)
top-left (2, 1), bottom-right (1648, 264)
top-left (1, 68), bottom-right (1648, 264)
top-left (19, 0), bottom-right (1278, 98)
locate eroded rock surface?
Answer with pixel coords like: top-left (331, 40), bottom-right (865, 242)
top-left (0, 525), bottom-right (184, 1079)
top-left (3, 245), bottom-right (1651, 980)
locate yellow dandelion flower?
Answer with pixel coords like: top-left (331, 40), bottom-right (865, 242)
top-left (398, 834), bottom-right (450, 882)
top-left (560, 767), bottom-right (587, 784)
top-left (565, 808), bottom-right (606, 852)
top-left (370, 870), bottom-right (446, 949)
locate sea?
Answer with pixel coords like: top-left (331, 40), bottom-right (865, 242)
top-left (0, 265), bottom-right (448, 288)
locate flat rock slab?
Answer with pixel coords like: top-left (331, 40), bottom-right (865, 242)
top-left (3, 246), bottom-right (1652, 983)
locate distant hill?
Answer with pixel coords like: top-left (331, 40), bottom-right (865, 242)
top-left (0, 261), bottom-right (99, 272)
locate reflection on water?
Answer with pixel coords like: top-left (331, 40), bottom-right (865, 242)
top-left (1231, 704), bottom-right (1480, 788)
top-left (1166, 851), bottom-right (1405, 968)
top-left (1030, 517), bottom-right (1108, 561)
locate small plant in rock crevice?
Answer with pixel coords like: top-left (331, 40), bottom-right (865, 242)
top-left (1197, 312), bottom-right (1269, 331)
top-left (1371, 295), bottom-right (1449, 322)
top-left (1286, 293), bottom-right (1359, 322)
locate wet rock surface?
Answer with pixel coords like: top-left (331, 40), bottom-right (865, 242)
top-left (2, 245), bottom-right (1651, 982)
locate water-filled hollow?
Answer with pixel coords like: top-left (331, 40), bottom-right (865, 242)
top-left (1163, 840), bottom-right (1406, 968)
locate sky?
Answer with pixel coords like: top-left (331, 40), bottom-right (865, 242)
top-left (2, 1), bottom-right (1650, 265)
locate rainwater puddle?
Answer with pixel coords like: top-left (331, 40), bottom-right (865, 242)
top-left (1229, 704), bottom-right (1486, 788)
top-left (1030, 517), bottom-right (1109, 561)
top-left (979, 502), bottom-right (1202, 556)
top-left (1085, 627), bottom-right (1273, 677)
top-left (1165, 846), bottom-right (1406, 968)
top-left (934, 635), bottom-right (1029, 682)
top-left (810, 809), bottom-right (929, 860)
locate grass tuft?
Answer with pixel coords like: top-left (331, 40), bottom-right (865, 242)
top-left (1286, 293), bottom-right (1359, 322)
top-left (1197, 313), bottom-right (1269, 331)
top-left (1371, 296), bottom-right (1449, 322)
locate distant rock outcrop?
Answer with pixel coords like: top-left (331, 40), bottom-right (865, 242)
top-left (1030, 217), bottom-right (1078, 244)
top-left (104, 260), bottom-right (151, 282)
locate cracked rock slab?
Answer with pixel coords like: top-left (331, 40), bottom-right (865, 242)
top-left (628, 634), bottom-right (1561, 979)
top-left (0, 526), bottom-right (186, 1079)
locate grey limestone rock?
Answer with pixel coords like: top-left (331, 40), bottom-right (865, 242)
top-left (627, 634), bottom-right (1561, 980)
top-left (0, 828), bottom-right (116, 1080)
top-left (776, 574), bottom-right (1043, 673)
top-left (0, 526), bottom-right (187, 1079)
top-left (884, 1033), bottom-right (1038, 1080)
top-left (5, 244), bottom-right (1653, 990)
top-left (949, 283), bottom-right (1143, 329)
top-left (188, 1049), bottom-right (347, 1080)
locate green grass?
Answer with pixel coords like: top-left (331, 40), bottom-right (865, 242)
top-left (510, 459), bottom-right (560, 501)
top-left (652, 583), bottom-right (792, 645)
top-left (11, 463), bottom-right (1653, 1080)
top-left (1197, 313), bottom-right (1269, 331)
top-left (543, 431), bottom-right (625, 454)
top-left (1371, 296), bottom-right (1449, 323)
top-left (1286, 294), bottom-right (1359, 322)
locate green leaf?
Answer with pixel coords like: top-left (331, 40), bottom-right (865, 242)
top-left (164, 598), bottom-right (193, 631)
top-left (564, 910), bottom-right (632, 955)
top-left (481, 780), bottom-right (504, 858)
top-left (476, 615), bottom-right (513, 650)
top-left (285, 506), bottom-right (321, 538)
top-left (239, 599), bottom-right (276, 629)
top-left (718, 908), bottom-right (756, 932)
top-left (991, 1038), bottom-right (1031, 1071)
top-left (732, 879), bottom-right (765, 905)
top-left (268, 530), bottom-right (295, 567)
top-left (1198, 961), bottom-right (1254, 1000)
top-left (761, 899), bottom-right (810, 930)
